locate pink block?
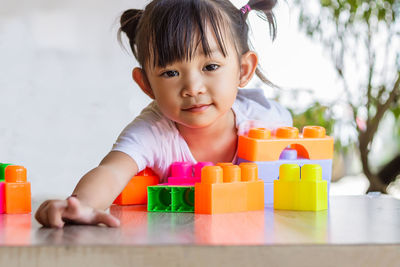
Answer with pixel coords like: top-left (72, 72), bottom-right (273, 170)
top-left (166, 177), bottom-right (201, 185)
top-left (0, 182), bottom-right (5, 214)
top-left (170, 162), bottom-right (192, 178)
top-left (165, 161), bottom-right (214, 185)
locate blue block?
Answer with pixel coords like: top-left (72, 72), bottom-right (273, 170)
top-left (264, 182), bottom-right (274, 204)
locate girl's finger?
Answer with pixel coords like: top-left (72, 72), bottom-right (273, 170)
top-left (65, 196), bottom-right (82, 217)
top-left (62, 196), bottom-right (95, 224)
top-left (93, 211), bottom-right (120, 227)
top-left (35, 200), bottom-right (52, 226)
top-left (47, 201), bottom-right (68, 228)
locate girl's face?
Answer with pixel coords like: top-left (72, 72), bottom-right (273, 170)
top-left (138, 27), bottom-right (255, 130)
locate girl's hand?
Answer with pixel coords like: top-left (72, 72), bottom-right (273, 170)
top-left (35, 196), bottom-right (120, 228)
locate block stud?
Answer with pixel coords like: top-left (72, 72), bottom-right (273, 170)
top-left (171, 162), bottom-right (192, 178)
top-left (248, 128), bottom-right (271, 139)
top-left (279, 148), bottom-right (298, 160)
top-left (279, 164), bottom-right (300, 181)
top-left (201, 166), bottom-right (223, 184)
top-left (221, 165), bottom-right (241, 183)
top-left (239, 162), bottom-right (258, 181)
top-left (276, 127), bottom-right (299, 139)
top-left (302, 126), bottom-right (326, 138)
top-left (5, 165), bottom-right (27, 183)
top-left (138, 167), bottom-right (157, 176)
top-left (301, 164), bottom-right (322, 181)
top-left (216, 163), bottom-right (233, 167)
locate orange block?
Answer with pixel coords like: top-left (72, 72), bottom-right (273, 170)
top-left (238, 126), bottom-right (334, 162)
top-left (194, 163), bottom-right (264, 214)
top-left (5, 165), bottom-right (27, 182)
top-left (5, 182), bottom-right (31, 214)
top-left (113, 168), bottom-right (159, 205)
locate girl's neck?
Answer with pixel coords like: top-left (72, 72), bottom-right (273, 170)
top-left (176, 109), bottom-right (238, 163)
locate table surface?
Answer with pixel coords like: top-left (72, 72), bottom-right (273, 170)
top-left (1, 195), bottom-right (399, 246)
top-left (1, 195), bottom-right (400, 267)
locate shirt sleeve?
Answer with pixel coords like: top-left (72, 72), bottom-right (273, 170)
top-left (111, 103), bottom-right (164, 172)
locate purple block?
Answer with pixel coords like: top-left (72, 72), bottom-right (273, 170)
top-left (0, 182), bottom-right (4, 214)
top-left (264, 182), bottom-right (274, 204)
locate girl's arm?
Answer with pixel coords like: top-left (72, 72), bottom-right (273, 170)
top-left (35, 151), bottom-right (138, 228)
top-left (72, 151), bottom-right (138, 210)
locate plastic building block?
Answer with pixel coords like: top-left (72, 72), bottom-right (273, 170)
top-left (0, 163), bottom-right (13, 182)
top-left (147, 185), bottom-right (195, 212)
top-left (113, 167), bottom-right (159, 205)
top-left (3, 165), bottom-right (31, 214)
top-left (264, 182), bottom-right (274, 204)
top-left (238, 126), bottom-right (334, 162)
top-left (0, 182), bottom-right (4, 214)
top-left (165, 162), bottom-right (213, 185)
top-left (274, 164), bottom-right (327, 211)
top-left (194, 163), bottom-right (264, 214)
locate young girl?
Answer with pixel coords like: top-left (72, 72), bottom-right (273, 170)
top-left (35, 0), bottom-right (292, 228)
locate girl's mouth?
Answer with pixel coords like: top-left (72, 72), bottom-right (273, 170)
top-left (182, 104), bottom-right (211, 112)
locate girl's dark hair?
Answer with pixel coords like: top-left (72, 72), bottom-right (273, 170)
top-left (118, 0), bottom-right (278, 86)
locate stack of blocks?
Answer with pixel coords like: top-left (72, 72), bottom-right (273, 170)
top-left (237, 126), bottom-right (334, 205)
top-left (0, 163), bottom-right (31, 214)
top-left (147, 162), bottom-right (265, 214)
top-left (147, 162), bottom-right (212, 212)
top-left (274, 164), bottom-right (328, 211)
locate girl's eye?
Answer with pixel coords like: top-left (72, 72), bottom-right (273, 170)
top-left (203, 64), bottom-right (219, 71)
top-left (161, 70), bottom-right (179, 78)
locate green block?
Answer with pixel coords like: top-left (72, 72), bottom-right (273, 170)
top-left (148, 186), bottom-right (172, 212)
top-left (0, 163), bottom-right (13, 182)
top-left (171, 186), bottom-right (194, 212)
top-left (148, 185), bottom-right (195, 213)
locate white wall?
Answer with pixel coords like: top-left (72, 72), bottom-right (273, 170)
top-left (0, 0), bottom-right (153, 198)
top-left (0, 0), bottom-right (338, 198)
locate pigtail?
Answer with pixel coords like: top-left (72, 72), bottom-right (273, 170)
top-left (241, 0), bottom-right (277, 41)
top-left (118, 9), bottom-right (144, 58)
top-left (239, 0), bottom-right (279, 88)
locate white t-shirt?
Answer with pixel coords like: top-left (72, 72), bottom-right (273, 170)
top-left (112, 89), bottom-right (292, 182)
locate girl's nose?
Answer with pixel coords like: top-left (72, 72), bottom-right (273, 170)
top-left (181, 74), bottom-right (206, 97)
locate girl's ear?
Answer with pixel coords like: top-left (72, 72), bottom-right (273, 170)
top-left (132, 67), bottom-right (155, 99)
top-left (238, 51), bottom-right (258, 88)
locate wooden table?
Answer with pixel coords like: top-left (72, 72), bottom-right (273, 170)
top-left (1, 195), bottom-right (399, 267)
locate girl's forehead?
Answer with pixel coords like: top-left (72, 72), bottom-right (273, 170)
top-left (147, 21), bottom-right (237, 69)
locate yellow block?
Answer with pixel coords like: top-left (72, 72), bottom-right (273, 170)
top-left (274, 164), bottom-right (328, 211)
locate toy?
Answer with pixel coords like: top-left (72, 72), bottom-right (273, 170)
top-left (237, 126), bottom-right (334, 204)
top-left (147, 161), bottom-right (212, 212)
top-left (273, 164), bottom-right (328, 211)
top-left (164, 162), bottom-right (213, 185)
top-left (194, 163), bottom-right (264, 214)
top-left (113, 168), bottom-right (159, 205)
top-left (147, 185), bottom-right (195, 212)
top-left (238, 126), bottom-right (334, 161)
top-left (0, 163), bottom-right (31, 214)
